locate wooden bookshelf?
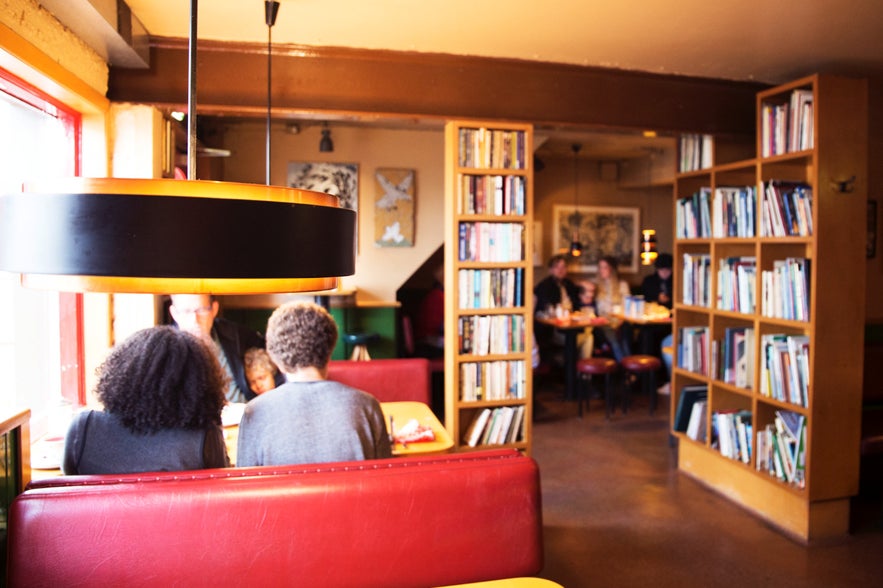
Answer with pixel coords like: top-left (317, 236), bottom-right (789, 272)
top-left (443, 121), bottom-right (534, 454)
top-left (671, 74), bottom-right (868, 542)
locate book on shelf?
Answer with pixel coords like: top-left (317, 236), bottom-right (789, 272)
top-left (712, 186), bottom-right (756, 238)
top-left (463, 405), bottom-right (524, 448)
top-left (718, 327), bottom-right (754, 387)
top-left (681, 253), bottom-right (711, 307)
top-left (679, 133), bottom-right (713, 172)
top-left (458, 128), bottom-right (526, 170)
top-left (676, 188), bottom-right (712, 239)
top-left (760, 181), bottom-right (813, 237)
top-left (713, 410), bottom-right (752, 463)
top-left (686, 400), bottom-right (708, 441)
top-left (673, 385), bottom-right (708, 432)
top-left (759, 334), bottom-right (810, 407)
top-left (677, 326), bottom-right (710, 376)
top-left (464, 408), bottom-right (492, 447)
top-left (716, 256), bottom-right (756, 313)
top-left (756, 410), bottom-right (807, 488)
top-left (760, 258), bottom-right (811, 321)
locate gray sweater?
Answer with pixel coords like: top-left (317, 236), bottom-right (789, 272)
top-left (62, 410), bottom-right (228, 475)
top-left (236, 380), bottom-right (392, 467)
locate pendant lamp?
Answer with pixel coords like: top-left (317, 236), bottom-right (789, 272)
top-left (568, 143), bottom-right (583, 257)
top-left (0, 0), bottom-right (354, 295)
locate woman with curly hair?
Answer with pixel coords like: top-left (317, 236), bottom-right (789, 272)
top-left (62, 326), bottom-right (229, 474)
top-left (237, 301), bottom-right (391, 467)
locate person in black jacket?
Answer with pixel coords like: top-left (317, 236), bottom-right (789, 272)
top-left (170, 294), bottom-right (283, 403)
top-left (533, 254), bottom-right (581, 366)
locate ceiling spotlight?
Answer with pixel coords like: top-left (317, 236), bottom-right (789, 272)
top-left (319, 123), bottom-right (334, 153)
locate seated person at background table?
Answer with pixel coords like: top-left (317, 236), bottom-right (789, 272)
top-left (237, 301), bottom-right (392, 467)
top-left (638, 253), bottom-right (674, 381)
top-left (533, 254), bottom-right (581, 365)
top-left (170, 294), bottom-right (282, 404)
top-left (577, 279), bottom-right (597, 359)
top-left (244, 347), bottom-right (279, 395)
top-left (62, 326), bottom-right (229, 475)
top-left (593, 255), bottom-right (633, 362)
top-left (641, 252), bottom-right (673, 309)
top-left (414, 263), bottom-right (445, 359)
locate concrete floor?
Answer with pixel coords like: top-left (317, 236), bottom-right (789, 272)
top-left (530, 380), bottom-right (883, 588)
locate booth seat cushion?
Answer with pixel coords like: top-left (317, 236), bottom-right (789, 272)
top-left (326, 357), bottom-right (431, 404)
top-left (10, 449), bottom-right (542, 588)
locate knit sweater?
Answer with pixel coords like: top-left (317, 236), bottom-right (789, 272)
top-left (236, 379), bottom-right (392, 467)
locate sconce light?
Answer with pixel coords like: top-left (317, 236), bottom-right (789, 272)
top-left (569, 143), bottom-right (583, 257)
top-left (319, 123), bottom-right (334, 153)
top-left (640, 229), bottom-right (658, 265)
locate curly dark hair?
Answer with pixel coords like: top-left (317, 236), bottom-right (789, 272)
top-left (266, 301), bottom-right (338, 373)
top-left (95, 326), bottom-right (227, 434)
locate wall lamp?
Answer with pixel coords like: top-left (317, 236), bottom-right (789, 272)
top-left (319, 123), bottom-right (334, 153)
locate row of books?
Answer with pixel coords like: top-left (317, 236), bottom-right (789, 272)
top-left (760, 257), bottom-right (811, 321)
top-left (463, 405), bottom-right (526, 447)
top-left (715, 327), bottom-right (755, 388)
top-left (760, 181), bottom-right (814, 237)
top-left (712, 186), bottom-right (756, 238)
top-left (714, 409), bottom-right (753, 464)
top-left (457, 174), bottom-right (526, 216)
top-left (756, 410), bottom-right (807, 488)
top-left (457, 314), bottom-right (526, 355)
top-left (761, 89), bottom-right (814, 157)
top-left (457, 128), bottom-right (526, 170)
top-left (673, 385), bottom-right (707, 437)
top-left (459, 360), bottom-right (527, 402)
top-left (676, 188), bottom-right (712, 239)
top-left (457, 268), bottom-right (524, 309)
top-left (678, 133), bottom-right (713, 173)
top-left (458, 222), bottom-right (524, 262)
top-left (759, 334), bottom-right (810, 407)
top-left (677, 326), bottom-right (710, 376)
top-left (681, 253), bottom-right (711, 307)
top-left (717, 256), bottom-right (756, 313)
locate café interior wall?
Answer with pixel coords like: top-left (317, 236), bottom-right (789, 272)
top-left (533, 157), bottom-right (673, 289)
top-left (220, 122), bottom-right (446, 303)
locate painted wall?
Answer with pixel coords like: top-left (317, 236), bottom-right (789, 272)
top-left (221, 122), bottom-right (446, 303)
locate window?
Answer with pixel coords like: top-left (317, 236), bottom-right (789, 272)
top-left (0, 67), bottom-right (83, 437)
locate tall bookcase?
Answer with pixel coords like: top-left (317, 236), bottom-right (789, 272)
top-left (443, 121), bottom-right (534, 454)
top-left (671, 74), bottom-right (868, 542)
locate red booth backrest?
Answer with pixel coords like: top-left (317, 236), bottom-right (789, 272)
top-left (326, 357), bottom-right (431, 404)
top-left (9, 449), bottom-right (542, 588)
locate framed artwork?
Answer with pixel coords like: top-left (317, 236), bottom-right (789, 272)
top-left (868, 199), bottom-right (877, 258)
top-left (287, 161), bottom-right (359, 212)
top-left (552, 204), bottom-right (639, 273)
top-left (374, 168), bottom-right (415, 247)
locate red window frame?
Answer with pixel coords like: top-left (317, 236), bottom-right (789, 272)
top-left (0, 67), bottom-right (85, 405)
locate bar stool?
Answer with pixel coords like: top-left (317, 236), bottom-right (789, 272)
top-left (343, 332), bottom-right (380, 361)
top-left (620, 354), bottom-right (662, 415)
top-left (576, 357), bottom-right (618, 419)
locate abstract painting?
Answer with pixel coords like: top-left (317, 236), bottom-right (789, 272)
top-left (374, 168), bottom-right (415, 247)
top-left (552, 205), bottom-right (639, 273)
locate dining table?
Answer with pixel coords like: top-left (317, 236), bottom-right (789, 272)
top-left (535, 312), bottom-right (609, 401)
top-left (31, 400), bottom-right (453, 479)
top-left (611, 309), bottom-right (673, 355)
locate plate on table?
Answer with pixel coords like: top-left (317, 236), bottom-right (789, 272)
top-left (222, 403), bottom-right (246, 427)
top-left (31, 436), bottom-right (65, 470)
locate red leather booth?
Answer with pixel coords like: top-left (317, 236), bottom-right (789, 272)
top-left (326, 357), bottom-right (431, 404)
top-left (8, 449), bottom-right (542, 587)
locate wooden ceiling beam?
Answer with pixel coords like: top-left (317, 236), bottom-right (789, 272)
top-left (110, 38), bottom-right (764, 136)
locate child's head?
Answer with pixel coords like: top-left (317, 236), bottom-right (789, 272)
top-left (579, 280), bottom-right (596, 305)
top-left (244, 347), bottom-right (278, 395)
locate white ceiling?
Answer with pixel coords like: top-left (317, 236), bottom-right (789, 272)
top-left (121, 0), bottom-right (883, 85)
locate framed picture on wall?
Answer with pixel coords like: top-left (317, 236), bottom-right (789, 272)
top-left (287, 161), bottom-right (359, 249)
top-left (552, 204), bottom-right (639, 273)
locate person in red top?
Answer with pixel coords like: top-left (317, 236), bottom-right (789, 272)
top-left (414, 264), bottom-right (445, 358)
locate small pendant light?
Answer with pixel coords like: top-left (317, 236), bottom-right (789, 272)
top-left (569, 143), bottom-right (583, 257)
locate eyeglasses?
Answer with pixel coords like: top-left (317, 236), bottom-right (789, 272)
top-left (173, 305), bottom-right (213, 317)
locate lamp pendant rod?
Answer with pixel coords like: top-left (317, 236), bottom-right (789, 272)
top-left (265, 22), bottom-right (272, 186)
top-left (186, 0), bottom-right (198, 180)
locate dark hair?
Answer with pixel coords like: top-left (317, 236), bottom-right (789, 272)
top-left (95, 326), bottom-right (227, 435)
top-left (244, 347), bottom-right (278, 376)
top-left (548, 254), bottom-right (568, 268)
top-left (266, 301), bottom-right (338, 372)
top-left (655, 253), bottom-right (673, 269)
top-left (599, 255), bottom-right (619, 271)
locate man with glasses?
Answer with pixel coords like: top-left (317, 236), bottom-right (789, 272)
top-left (170, 294), bottom-right (278, 403)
